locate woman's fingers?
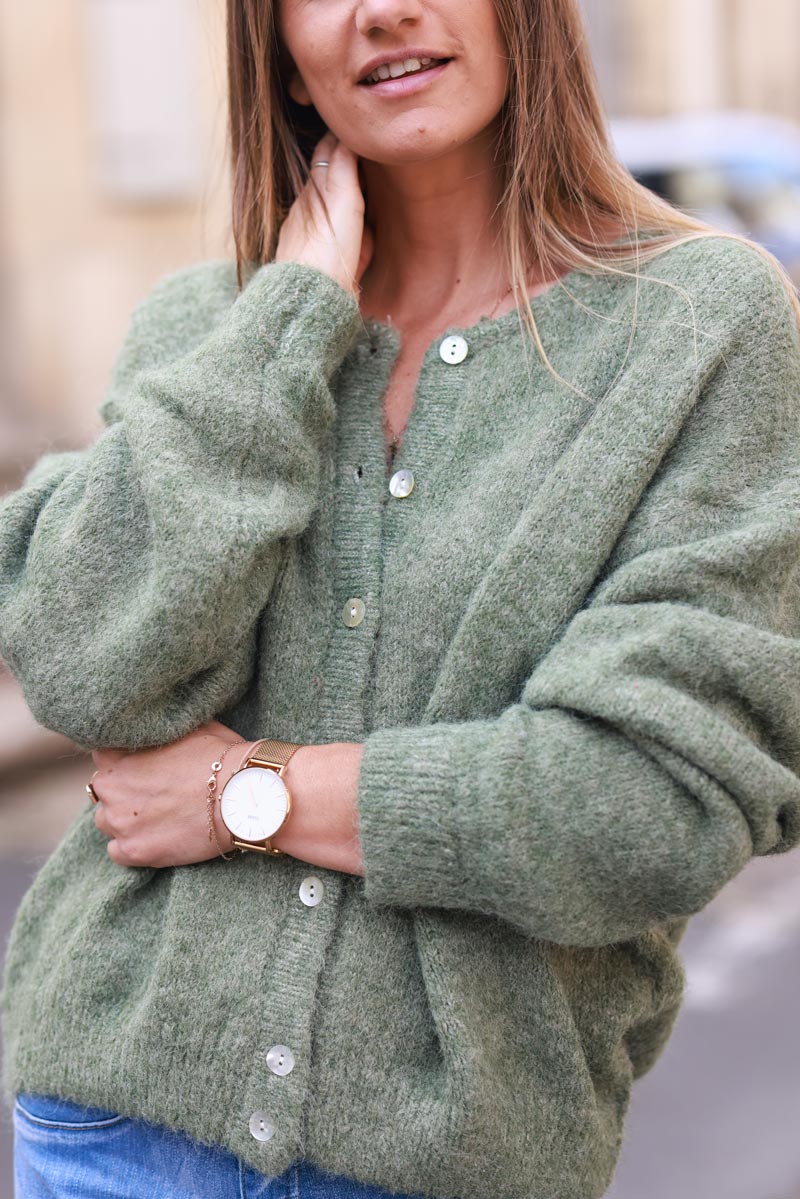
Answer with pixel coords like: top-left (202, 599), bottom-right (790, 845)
top-left (88, 723), bottom-right (251, 869)
top-left (309, 130), bottom-right (337, 177)
top-left (275, 131), bottom-right (367, 297)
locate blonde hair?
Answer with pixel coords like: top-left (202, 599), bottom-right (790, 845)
top-left (226, 0), bottom-right (800, 399)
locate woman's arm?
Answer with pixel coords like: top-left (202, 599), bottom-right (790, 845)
top-left (354, 261), bottom-right (800, 947)
top-left (87, 725), bottom-right (366, 873)
top-left (0, 259), bottom-right (361, 750)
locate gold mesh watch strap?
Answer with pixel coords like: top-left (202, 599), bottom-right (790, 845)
top-left (248, 738), bottom-right (304, 770)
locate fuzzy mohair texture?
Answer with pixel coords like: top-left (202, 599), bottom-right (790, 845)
top-left (2, 237), bottom-right (800, 1199)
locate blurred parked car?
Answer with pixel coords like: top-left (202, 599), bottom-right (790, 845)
top-left (610, 109), bottom-right (800, 279)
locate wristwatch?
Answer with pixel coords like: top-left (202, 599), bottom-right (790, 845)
top-left (218, 738), bottom-right (303, 855)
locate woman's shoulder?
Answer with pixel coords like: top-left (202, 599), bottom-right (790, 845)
top-left (98, 259), bottom-right (241, 424)
top-left (634, 233), bottom-right (798, 333)
top-left (573, 233), bottom-right (799, 369)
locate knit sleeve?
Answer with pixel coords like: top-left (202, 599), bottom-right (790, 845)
top-left (355, 260), bottom-right (800, 948)
top-left (0, 260), bottom-right (361, 750)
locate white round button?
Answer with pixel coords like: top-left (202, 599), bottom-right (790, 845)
top-left (389, 469), bottom-right (414, 498)
top-left (249, 1111), bottom-right (276, 1142)
top-left (266, 1044), bottom-right (295, 1076)
top-left (439, 335), bottom-right (468, 364)
top-left (299, 875), bottom-right (324, 907)
top-left (342, 598), bottom-right (365, 627)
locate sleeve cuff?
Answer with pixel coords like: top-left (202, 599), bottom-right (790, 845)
top-left (236, 261), bottom-right (363, 380)
top-left (355, 721), bottom-right (477, 911)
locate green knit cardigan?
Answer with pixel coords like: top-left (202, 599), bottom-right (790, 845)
top-left (2, 236), bottom-right (800, 1199)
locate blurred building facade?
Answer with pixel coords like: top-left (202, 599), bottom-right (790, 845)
top-left (0, 0), bottom-right (230, 478)
top-left (1, 0), bottom-right (799, 475)
top-left (584, 0), bottom-right (800, 119)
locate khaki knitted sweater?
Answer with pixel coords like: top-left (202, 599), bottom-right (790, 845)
top-left (1, 235), bottom-right (800, 1199)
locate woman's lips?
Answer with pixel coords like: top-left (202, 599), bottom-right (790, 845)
top-left (358, 60), bottom-right (451, 97)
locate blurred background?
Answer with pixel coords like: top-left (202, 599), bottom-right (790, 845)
top-left (1, 1), bottom-right (799, 1196)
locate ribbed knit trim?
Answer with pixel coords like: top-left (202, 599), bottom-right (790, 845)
top-left (238, 261), bottom-right (363, 377)
top-left (355, 721), bottom-right (467, 910)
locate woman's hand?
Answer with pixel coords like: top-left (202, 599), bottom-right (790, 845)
top-left (90, 721), bottom-right (254, 869)
top-left (274, 130), bottom-right (374, 298)
top-left (91, 720), bottom-right (366, 876)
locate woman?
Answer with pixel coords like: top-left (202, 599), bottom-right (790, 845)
top-left (3, 0), bottom-right (800, 1194)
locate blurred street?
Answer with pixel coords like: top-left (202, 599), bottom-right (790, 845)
top-left (607, 848), bottom-right (800, 1199)
top-left (0, 744), bottom-right (799, 1199)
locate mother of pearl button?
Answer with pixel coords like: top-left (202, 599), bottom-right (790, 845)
top-left (439, 334), bottom-right (468, 364)
top-left (389, 468), bottom-right (414, 498)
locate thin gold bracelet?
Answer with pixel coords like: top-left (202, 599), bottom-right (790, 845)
top-left (206, 740), bottom-right (247, 860)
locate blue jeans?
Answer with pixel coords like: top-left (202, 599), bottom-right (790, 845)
top-left (13, 1092), bottom-right (431, 1199)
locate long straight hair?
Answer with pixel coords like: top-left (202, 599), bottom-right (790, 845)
top-left (225, 0), bottom-right (800, 394)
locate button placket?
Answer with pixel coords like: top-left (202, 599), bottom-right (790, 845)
top-left (245, 872), bottom-right (330, 1152)
top-left (382, 334), bottom-right (468, 504)
top-left (374, 334), bottom-right (458, 559)
top-left (319, 321), bottom-right (398, 740)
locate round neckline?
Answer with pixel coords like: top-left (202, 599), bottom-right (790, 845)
top-left (358, 262), bottom-right (597, 349)
top-left (356, 229), bottom-right (676, 349)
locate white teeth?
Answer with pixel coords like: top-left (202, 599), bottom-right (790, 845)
top-left (365, 56), bottom-right (440, 84)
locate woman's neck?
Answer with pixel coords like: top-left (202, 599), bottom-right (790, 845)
top-left (357, 132), bottom-right (512, 324)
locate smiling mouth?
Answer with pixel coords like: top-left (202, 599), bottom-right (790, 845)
top-left (359, 57), bottom-right (451, 86)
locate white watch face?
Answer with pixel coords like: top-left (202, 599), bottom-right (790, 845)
top-left (219, 766), bottom-right (288, 842)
